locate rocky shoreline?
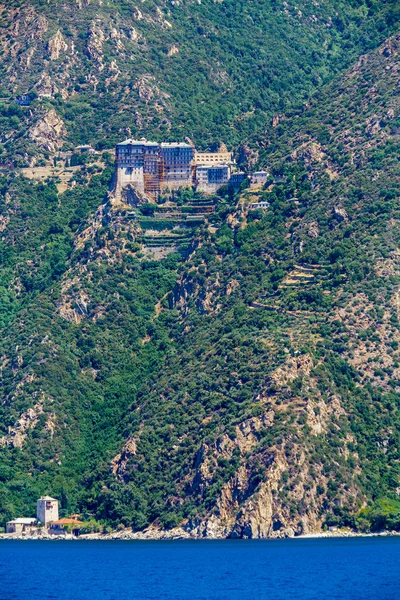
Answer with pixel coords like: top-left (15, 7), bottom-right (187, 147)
top-left (1, 528), bottom-right (400, 541)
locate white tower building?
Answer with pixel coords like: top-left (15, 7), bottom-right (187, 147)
top-left (36, 496), bottom-right (59, 525)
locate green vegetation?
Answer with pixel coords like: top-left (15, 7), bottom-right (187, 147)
top-left (356, 499), bottom-right (400, 532)
top-left (1, 2), bottom-right (400, 537)
top-left (1, 0), bottom-right (400, 164)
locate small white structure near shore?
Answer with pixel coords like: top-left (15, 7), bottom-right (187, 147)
top-left (37, 496), bottom-right (59, 525)
top-left (6, 518), bottom-right (37, 534)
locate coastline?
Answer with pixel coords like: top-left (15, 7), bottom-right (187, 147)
top-left (297, 530), bottom-right (400, 539)
top-left (1, 528), bottom-right (400, 541)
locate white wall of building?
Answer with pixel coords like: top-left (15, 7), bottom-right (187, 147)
top-left (36, 497), bottom-right (59, 525)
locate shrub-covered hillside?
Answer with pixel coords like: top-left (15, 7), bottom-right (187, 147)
top-left (1, 0), bottom-right (400, 164)
top-left (2, 33), bottom-right (400, 536)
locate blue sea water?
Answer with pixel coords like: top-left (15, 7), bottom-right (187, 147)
top-left (0, 537), bottom-right (399, 600)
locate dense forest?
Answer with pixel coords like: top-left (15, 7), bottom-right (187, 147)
top-left (1, 1), bottom-right (400, 537)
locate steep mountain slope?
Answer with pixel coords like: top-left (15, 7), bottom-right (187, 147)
top-left (2, 33), bottom-right (400, 536)
top-left (1, 0), bottom-right (400, 165)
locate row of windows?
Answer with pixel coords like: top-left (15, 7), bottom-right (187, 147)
top-left (118, 156), bottom-right (192, 161)
top-left (118, 159), bottom-right (193, 168)
top-left (163, 159), bottom-right (193, 165)
top-left (117, 148), bottom-right (158, 154)
top-left (161, 151), bottom-right (194, 158)
top-left (117, 148), bottom-right (193, 155)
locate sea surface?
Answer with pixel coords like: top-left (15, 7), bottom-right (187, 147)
top-left (0, 537), bottom-right (399, 600)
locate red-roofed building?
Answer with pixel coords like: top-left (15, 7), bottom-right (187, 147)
top-left (49, 518), bottom-right (83, 535)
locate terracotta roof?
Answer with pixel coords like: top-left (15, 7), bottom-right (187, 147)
top-left (50, 518), bottom-right (83, 525)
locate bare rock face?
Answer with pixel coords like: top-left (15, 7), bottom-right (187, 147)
top-left (35, 72), bottom-right (59, 98)
top-left (28, 109), bottom-right (66, 152)
top-left (120, 185), bottom-right (148, 206)
top-left (270, 353), bottom-right (313, 387)
top-left (167, 44), bottom-right (179, 56)
top-left (306, 221), bottom-right (320, 238)
top-left (171, 271), bottom-right (222, 315)
top-left (134, 75), bottom-right (158, 102)
top-left (186, 412), bottom-right (322, 539)
top-left (0, 393), bottom-right (48, 449)
top-left (185, 413), bottom-right (295, 539)
top-left (378, 33), bottom-right (400, 57)
top-left (365, 115), bottom-right (382, 137)
top-left (170, 275), bottom-right (195, 316)
top-left (34, 15), bottom-right (49, 40)
top-left (111, 438), bottom-right (138, 480)
top-left (48, 30), bottom-right (68, 60)
top-left (105, 60), bottom-right (121, 88)
top-left (0, 215), bottom-right (10, 233)
top-left (18, 47), bottom-right (36, 71)
top-left (226, 279), bottom-right (240, 297)
top-left (109, 28), bottom-right (125, 52)
top-left (332, 205), bottom-right (348, 223)
top-left (127, 27), bottom-right (140, 42)
top-left (228, 459), bottom-right (294, 539)
top-left (237, 143), bottom-right (259, 169)
top-left (57, 282), bottom-right (90, 323)
top-left (272, 114), bottom-right (285, 127)
top-left (292, 141), bottom-right (325, 163)
top-left (86, 23), bottom-right (105, 69)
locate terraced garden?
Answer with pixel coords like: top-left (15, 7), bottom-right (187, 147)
top-left (136, 193), bottom-right (217, 257)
